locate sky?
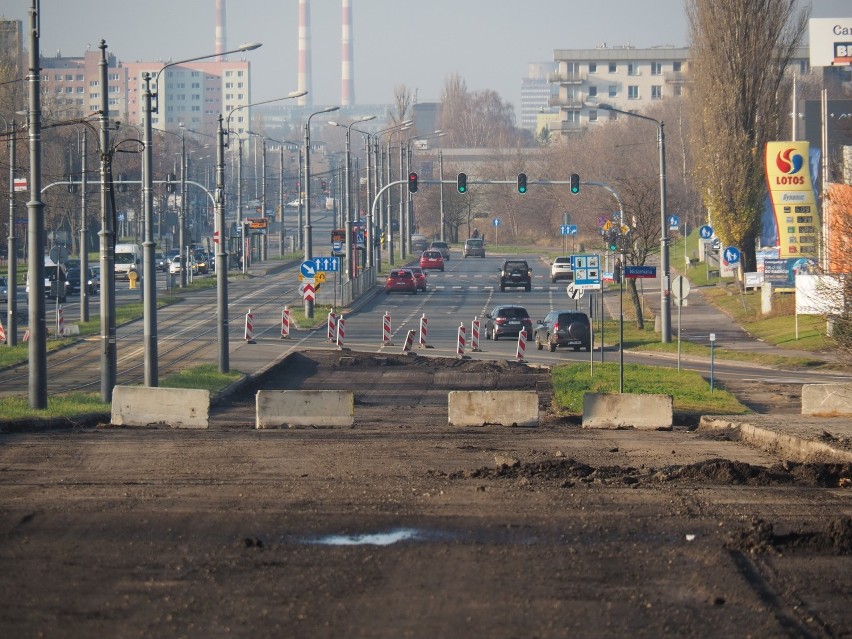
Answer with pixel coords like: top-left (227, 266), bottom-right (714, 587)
top-left (4, 0), bottom-right (852, 113)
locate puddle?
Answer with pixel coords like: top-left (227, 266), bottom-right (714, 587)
top-left (305, 527), bottom-right (427, 546)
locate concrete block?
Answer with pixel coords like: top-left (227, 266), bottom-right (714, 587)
top-left (802, 384), bottom-right (852, 417)
top-left (582, 393), bottom-right (672, 430)
top-left (256, 390), bottom-right (354, 428)
top-left (111, 386), bottom-right (210, 428)
top-left (448, 391), bottom-right (538, 427)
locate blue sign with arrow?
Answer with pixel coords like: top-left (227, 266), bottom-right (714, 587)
top-left (300, 260), bottom-right (317, 278)
top-left (314, 257), bottom-right (340, 272)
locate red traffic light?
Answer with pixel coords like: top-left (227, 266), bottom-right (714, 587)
top-left (408, 171), bottom-right (418, 193)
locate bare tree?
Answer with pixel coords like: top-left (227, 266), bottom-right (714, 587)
top-left (687, 0), bottom-right (808, 271)
top-left (390, 84), bottom-right (413, 128)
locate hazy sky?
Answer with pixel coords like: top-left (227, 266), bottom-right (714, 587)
top-left (5, 0), bottom-right (852, 111)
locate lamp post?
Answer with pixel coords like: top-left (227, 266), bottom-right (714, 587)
top-left (264, 136), bottom-right (301, 256)
top-left (596, 103), bottom-right (671, 344)
top-left (351, 126), bottom-right (376, 269)
top-left (405, 130), bottom-right (443, 243)
top-left (4, 117), bottom-right (20, 347)
top-left (304, 106), bottom-right (340, 318)
top-left (247, 130), bottom-right (268, 262)
top-left (373, 121), bottom-right (412, 268)
top-left (329, 115), bottom-right (375, 281)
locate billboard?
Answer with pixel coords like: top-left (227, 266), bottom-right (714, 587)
top-left (764, 141), bottom-right (819, 260)
top-left (808, 18), bottom-right (852, 67)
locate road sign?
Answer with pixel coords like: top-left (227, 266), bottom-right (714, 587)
top-left (13, 178), bottom-right (27, 192)
top-left (699, 224), bottom-right (714, 240)
top-left (213, 231), bottom-right (220, 244)
top-left (300, 260), bottom-right (317, 278)
top-left (668, 215), bottom-right (680, 230)
top-left (493, 218), bottom-right (501, 227)
top-left (315, 272), bottom-right (326, 284)
top-left (671, 275), bottom-right (691, 301)
top-left (302, 282), bottom-right (315, 301)
top-left (624, 265), bottom-right (657, 279)
top-left (571, 253), bottom-right (601, 290)
top-left (560, 224), bottom-right (578, 236)
top-left (566, 283), bottom-right (585, 300)
top-left (723, 246), bottom-right (741, 265)
top-left (314, 256), bottom-right (340, 272)
top-left (331, 240), bottom-right (342, 252)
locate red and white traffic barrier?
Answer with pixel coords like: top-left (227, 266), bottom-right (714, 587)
top-left (23, 329), bottom-right (30, 342)
top-left (327, 309), bottom-right (337, 342)
top-left (57, 305), bottom-right (65, 337)
top-left (0, 319), bottom-right (6, 344)
top-left (471, 316), bottom-right (481, 352)
top-left (336, 315), bottom-right (345, 349)
top-left (457, 322), bottom-right (466, 358)
top-left (419, 313), bottom-right (428, 348)
top-left (280, 306), bottom-right (291, 339)
top-left (382, 311), bottom-right (393, 345)
top-left (402, 328), bottom-right (415, 353)
top-left (244, 309), bottom-right (255, 344)
top-left (516, 328), bottom-right (527, 361)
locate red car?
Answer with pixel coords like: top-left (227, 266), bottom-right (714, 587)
top-left (384, 269), bottom-right (418, 294)
top-left (419, 250), bottom-right (445, 271)
top-left (408, 266), bottom-right (428, 291)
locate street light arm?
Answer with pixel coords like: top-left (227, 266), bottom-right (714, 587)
top-left (225, 91), bottom-right (307, 135)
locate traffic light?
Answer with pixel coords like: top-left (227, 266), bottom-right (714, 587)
top-left (67, 175), bottom-right (77, 194)
top-left (607, 230), bottom-right (619, 252)
top-left (166, 172), bottom-right (176, 193)
top-left (457, 172), bottom-right (467, 194)
top-left (321, 179), bottom-right (327, 190)
top-left (570, 173), bottom-right (580, 194)
top-left (517, 172), bottom-right (527, 194)
top-left (408, 171), bottom-right (418, 193)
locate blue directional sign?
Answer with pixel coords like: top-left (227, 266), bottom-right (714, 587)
top-left (331, 240), bottom-right (343, 252)
top-left (571, 253), bottom-right (601, 290)
top-left (624, 265), bottom-right (657, 279)
top-left (314, 256), bottom-right (340, 272)
top-left (560, 224), bottom-right (578, 236)
top-left (699, 224), bottom-right (714, 240)
top-left (668, 215), bottom-right (680, 230)
top-left (723, 246), bottom-right (741, 265)
top-left (493, 218), bottom-right (501, 228)
top-left (300, 260), bottom-right (317, 278)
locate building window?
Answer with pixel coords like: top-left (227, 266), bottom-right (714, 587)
top-left (608, 62), bottom-right (616, 73)
top-left (65, 87), bottom-right (73, 93)
top-left (109, 73), bottom-right (119, 81)
top-left (192, 106), bottom-right (201, 112)
top-left (628, 86), bottom-right (639, 99)
top-left (608, 85), bottom-right (618, 98)
top-left (588, 109), bottom-right (598, 122)
top-left (225, 71), bottom-right (233, 77)
top-left (65, 74), bottom-right (73, 81)
top-left (76, 74), bottom-right (84, 81)
top-left (54, 74), bottom-right (62, 81)
top-left (674, 85), bottom-right (683, 97)
top-left (237, 71), bottom-right (244, 77)
top-left (627, 63), bottom-right (638, 76)
top-left (588, 86), bottom-right (597, 98)
top-left (651, 85), bottom-right (662, 99)
top-left (673, 61), bottom-right (682, 72)
top-left (651, 62), bottom-right (662, 75)
top-left (77, 87), bottom-right (84, 94)
top-left (90, 92), bottom-right (98, 99)
top-left (608, 110), bottom-right (618, 121)
top-left (589, 63), bottom-right (597, 73)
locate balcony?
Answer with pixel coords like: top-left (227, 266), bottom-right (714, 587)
top-left (664, 71), bottom-right (689, 84)
top-left (548, 96), bottom-right (585, 109)
top-left (548, 71), bottom-right (587, 84)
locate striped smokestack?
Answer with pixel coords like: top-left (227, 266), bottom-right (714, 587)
top-left (341, 0), bottom-right (354, 106)
top-left (297, 0), bottom-right (312, 107)
top-left (215, 0), bottom-right (226, 60)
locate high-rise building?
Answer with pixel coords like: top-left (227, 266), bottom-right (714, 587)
top-left (0, 18), bottom-right (24, 79)
top-left (520, 63), bottom-right (558, 132)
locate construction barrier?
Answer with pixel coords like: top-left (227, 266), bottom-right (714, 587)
top-left (256, 390), bottom-right (354, 428)
top-left (336, 314), bottom-right (345, 349)
top-left (457, 322), bottom-right (466, 358)
top-left (419, 313), bottom-right (428, 348)
top-left (327, 309), bottom-right (337, 341)
top-left (57, 306), bottom-right (64, 337)
top-left (280, 306), bottom-right (291, 339)
top-left (23, 329), bottom-right (30, 342)
top-left (448, 391), bottom-right (539, 427)
top-left (244, 309), bottom-right (255, 344)
top-left (471, 316), bottom-right (481, 352)
top-left (516, 328), bottom-right (527, 361)
top-left (0, 319), bottom-right (5, 344)
top-left (382, 311), bottom-right (393, 345)
top-left (402, 328), bottom-right (415, 353)
top-left (112, 386), bottom-right (210, 429)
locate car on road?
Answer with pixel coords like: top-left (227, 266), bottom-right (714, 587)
top-left (155, 252), bottom-right (169, 272)
top-left (484, 305), bottom-right (533, 341)
top-left (463, 238), bottom-right (485, 258)
top-left (429, 241), bottom-right (451, 260)
top-left (0, 276), bottom-right (8, 303)
top-left (534, 310), bottom-right (591, 352)
top-left (550, 256), bottom-right (574, 282)
top-left (408, 266), bottom-right (428, 291)
top-left (419, 250), bottom-right (445, 271)
top-left (64, 267), bottom-right (98, 295)
top-left (169, 255), bottom-right (198, 275)
top-left (384, 268), bottom-right (418, 295)
top-left (499, 259), bottom-right (532, 291)
top-left (193, 252), bottom-right (210, 274)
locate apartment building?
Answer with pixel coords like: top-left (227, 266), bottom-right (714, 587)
top-left (40, 48), bottom-right (128, 122)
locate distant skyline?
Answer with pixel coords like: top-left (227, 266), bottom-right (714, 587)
top-left (4, 0), bottom-right (852, 116)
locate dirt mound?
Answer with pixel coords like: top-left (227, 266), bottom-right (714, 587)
top-left (727, 516), bottom-right (852, 555)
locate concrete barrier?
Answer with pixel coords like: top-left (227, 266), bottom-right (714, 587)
top-left (256, 390), bottom-right (354, 428)
top-left (111, 386), bottom-right (210, 429)
top-left (582, 393), bottom-right (672, 430)
top-left (448, 391), bottom-right (538, 427)
top-left (802, 383), bottom-right (852, 417)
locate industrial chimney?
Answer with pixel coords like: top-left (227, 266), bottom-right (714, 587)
top-left (341, 0), bottom-right (355, 106)
top-left (297, 0), bottom-right (312, 106)
top-left (215, 0), bottom-right (226, 60)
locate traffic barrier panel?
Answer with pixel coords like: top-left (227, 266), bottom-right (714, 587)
top-left (448, 391), bottom-right (539, 427)
top-left (280, 306), bottom-right (291, 339)
top-left (471, 317), bottom-right (481, 352)
top-left (802, 383), bottom-right (852, 416)
top-left (457, 322), bottom-right (466, 358)
top-left (111, 385), bottom-right (210, 428)
top-left (582, 393), bottom-right (673, 430)
top-left (516, 328), bottom-right (527, 361)
top-left (336, 315), bottom-right (346, 349)
top-left (419, 313), bottom-right (428, 348)
top-left (327, 309), bottom-right (337, 341)
top-left (382, 311), bottom-right (393, 345)
top-left (256, 390), bottom-right (354, 428)
top-left (57, 306), bottom-right (64, 337)
top-left (0, 319), bottom-right (5, 343)
top-left (402, 328), bottom-right (415, 353)
top-left (23, 329), bottom-right (30, 342)
top-left (244, 309), bottom-right (255, 343)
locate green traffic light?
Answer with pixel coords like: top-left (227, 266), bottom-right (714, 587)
top-left (517, 172), bottom-right (527, 194)
top-left (570, 173), bottom-right (580, 194)
top-left (457, 172), bottom-right (467, 194)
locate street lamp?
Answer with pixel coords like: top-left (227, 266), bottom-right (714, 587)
top-left (328, 115), bottom-right (375, 281)
top-left (304, 106), bottom-right (340, 318)
top-left (264, 136), bottom-right (302, 257)
top-left (377, 122), bottom-right (412, 265)
top-left (3, 115), bottom-right (21, 347)
top-left (595, 102), bottom-right (671, 344)
top-left (405, 131), bottom-right (444, 249)
top-left (351, 126), bottom-right (377, 269)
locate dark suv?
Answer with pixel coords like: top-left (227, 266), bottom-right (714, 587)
top-left (534, 310), bottom-right (591, 352)
top-left (499, 259), bottom-right (532, 291)
top-left (484, 305), bottom-right (533, 341)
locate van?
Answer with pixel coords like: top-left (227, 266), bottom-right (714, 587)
top-left (115, 243), bottom-right (142, 280)
top-left (25, 256), bottom-right (67, 301)
top-left (410, 234), bottom-right (428, 253)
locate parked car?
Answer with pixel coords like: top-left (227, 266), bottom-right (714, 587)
top-left (429, 241), bottom-right (451, 260)
top-left (384, 268), bottom-right (418, 295)
top-left (0, 276), bottom-right (7, 303)
top-left (155, 252), bottom-right (169, 272)
top-left (483, 305), bottom-right (533, 341)
top-left (550, 256), bottom-right (574, 282)
top-left (419, 250), bottom-right (445, 272)
top-left (64, 267), bottom-right (98, 295)
top-left (408, 266), bottom-right (428, 291)
top-left (499, 259), bottom-right (532, 291)
top-left (534, 310), bottom-right (591, 352)
top-left (463, 238), bottom-right (485, 258)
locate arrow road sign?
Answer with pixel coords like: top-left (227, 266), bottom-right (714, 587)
top-left (314, 256), bottom-right (340, 272)
top-left (300, 260), bottom-right (317, 278)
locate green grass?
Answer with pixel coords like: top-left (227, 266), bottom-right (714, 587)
top-left (0, 392), bottom-right (109, 421)
top-left (551, 362), bottom-right (749, 416)
top-left (160, 363), bottom-right (241, 393)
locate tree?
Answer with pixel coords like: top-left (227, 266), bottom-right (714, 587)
top-left (687, 0), bottom-right (808, 272)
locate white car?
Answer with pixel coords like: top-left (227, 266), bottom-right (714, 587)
top-left (550, 256), bottom-right (574, 283)
top-left (0, 276), bottom-right (8, 303)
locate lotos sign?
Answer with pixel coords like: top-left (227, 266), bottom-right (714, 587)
top-left (764, 141), bottom-right (819, 260)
